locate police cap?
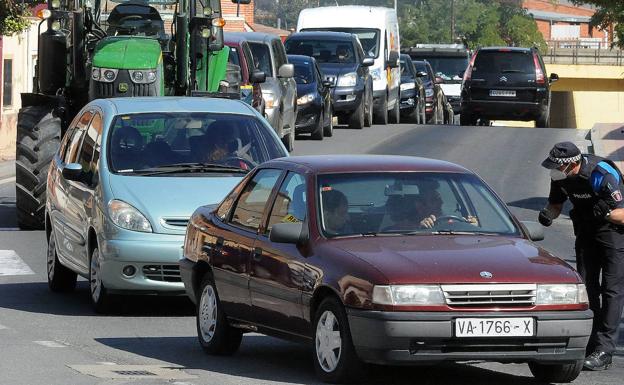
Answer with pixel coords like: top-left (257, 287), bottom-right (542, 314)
top-left (541, 141), bottom-right (582, 169)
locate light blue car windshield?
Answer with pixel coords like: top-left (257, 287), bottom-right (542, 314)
top-left (107, 112), bottom-right (286, 174)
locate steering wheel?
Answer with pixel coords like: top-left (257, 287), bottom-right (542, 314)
top-left (435, 215), bottom-right (470, 224)
top-left (222, 156), bottom-right (255, 170)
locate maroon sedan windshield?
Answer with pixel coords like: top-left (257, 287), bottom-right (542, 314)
top-left (317, 172), bottom-right (520, 237)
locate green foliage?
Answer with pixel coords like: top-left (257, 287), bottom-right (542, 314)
top-left (0, 0), bottom-right (35, 36)
top-left (573, 0), bottom-right (624, 49)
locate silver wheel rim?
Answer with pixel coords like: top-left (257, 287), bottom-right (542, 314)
top-left (199, 284), bottom-right (218, 342)
top-left (90, 249), bottom-right (102, 303)
top-left (315, 310), bottom-right (342, 373)
top-left (47, 233), bottom-right (56, 280)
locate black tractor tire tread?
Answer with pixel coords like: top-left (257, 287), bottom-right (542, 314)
top-left (16, 105), bottom-right (61, 230)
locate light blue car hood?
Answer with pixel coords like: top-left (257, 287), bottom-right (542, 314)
top-left (108, 174), bottom-right (243, 234)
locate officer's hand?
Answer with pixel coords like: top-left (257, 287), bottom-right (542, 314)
top-left (538, 209), bottom-right (553, 227)
top-left (593, 200), bottom-right (611, 219)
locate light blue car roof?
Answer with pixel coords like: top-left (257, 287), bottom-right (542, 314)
top-left (100, 97), bottom-right (258, 116)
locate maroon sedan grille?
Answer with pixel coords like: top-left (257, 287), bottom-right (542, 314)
top-left (442, 284), bottom-right (536, 308)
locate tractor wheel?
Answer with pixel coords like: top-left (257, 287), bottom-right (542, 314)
top-left (16, 105), bottom-right (61, 230)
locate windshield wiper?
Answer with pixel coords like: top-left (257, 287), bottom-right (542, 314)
top-left (432, 229), bottom-right (496, 236)
top-left (123, 162), bottom-right (249, 175)
top-left (500, 69), bottom-right (524, 73)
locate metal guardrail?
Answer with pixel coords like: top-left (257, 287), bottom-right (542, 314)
top-left (543, 40), bottom-right (624, 65)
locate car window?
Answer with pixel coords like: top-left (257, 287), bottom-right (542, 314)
top-left (249, 42), bottom-right (273, 77)
top-left (230, 169), bottom-right (282, 231)
top-left (273, 39), bottom-right (287, 70)
top-left (473, 51), bottom-right (534, 75)
top-left (82, 113), bottom-right (102, 186)
top-left (266, 172), bottom-right (306, 233)
top-left (107, 112), bottom-right (287, 174)
top-left (400, 58), bottom-right (414, 77)
top-left (242, 42), bottom-right (255, 75)
top-left (413, 61), bottom-right (430, 81)
top-left (285, 38), bottom-right (356, 64)
top-left (317, 172), bottom-right (519, 237)
top-left (228, 46), bottom-right (240, 67)
top-left (414, 56), bottom-right (469, 81)
top-left (292, 60), bottom-right (314, 84)
top-left (64, 111), bottom-right (93, 164)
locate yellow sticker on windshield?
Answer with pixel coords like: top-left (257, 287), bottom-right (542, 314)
top-left (282, 214), bottom-right (300, 223)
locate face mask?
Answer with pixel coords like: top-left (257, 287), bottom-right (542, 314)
top-left (550, 163), bottom-right (571, 181)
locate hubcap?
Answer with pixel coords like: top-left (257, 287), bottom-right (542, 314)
top-left (90, 249), bottom-right (102, 302)
top-left (47, 234), bottom-right (56, 280)
top-left (199, 284), bottom-right (218, 342)
top-left (315, 310), bottom-right (342, 373)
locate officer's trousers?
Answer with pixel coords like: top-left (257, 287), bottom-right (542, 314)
top-left (576, 226), bottom-right (624, 354)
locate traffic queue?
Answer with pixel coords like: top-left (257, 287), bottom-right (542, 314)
top-left (37, 3), bottom-right (618, 385)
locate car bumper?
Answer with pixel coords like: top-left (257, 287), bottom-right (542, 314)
top-left (347, 309), bottom-right (592, 365)
top-left (332, 85), bottom-right (364, 113)
top-left (179, 257), bottom-right (198, 304)
top-left (400, 89), bottom-right (417, 111)
top-left (461, 100), bottom-right (547, 120)
top-left (295, 103), bottom-right (322, 132)
top-left (99, 232), bottom-right (186, 294)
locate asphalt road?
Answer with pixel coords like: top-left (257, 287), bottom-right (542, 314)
top-left (0, 122), bottom-right (621, 385)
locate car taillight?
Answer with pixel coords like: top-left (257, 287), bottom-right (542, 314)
top-left (463, 51), bottom-right (477, 82)
top-left (533, 52), bottom-right (545, 84)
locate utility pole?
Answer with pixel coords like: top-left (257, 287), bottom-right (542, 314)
top-left (450, 0), bottom-right (455, 42)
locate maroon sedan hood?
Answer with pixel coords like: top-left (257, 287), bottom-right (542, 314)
top-left (329, 235), bottom-right (580, 284)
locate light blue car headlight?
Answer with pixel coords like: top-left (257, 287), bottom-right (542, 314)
top-left (337, 72), bottom-right (357, 87)
top-left (108, 199), bottom-right (152, 233)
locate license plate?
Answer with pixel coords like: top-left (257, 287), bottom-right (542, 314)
top-left (489, 90), bottom-right (516, 97)
top-left (455, 318), bottom-right (534, 337)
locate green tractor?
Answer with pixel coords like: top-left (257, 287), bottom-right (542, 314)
top-left (17, 0), bottom-right (232, 229)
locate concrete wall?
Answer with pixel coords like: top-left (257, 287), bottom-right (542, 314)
top-left (0, 19), bottom-right (39, 160)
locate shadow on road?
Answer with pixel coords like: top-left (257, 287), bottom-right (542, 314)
top-left (95, 335), bottom-right (550, 385)
top-left (0, 281), bottom-right (194, 317)
top-left (0, 196), bottom-right (17, 229)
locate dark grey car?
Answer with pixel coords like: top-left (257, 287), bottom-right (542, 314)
top-left (227, 32), bottom-right (297, 152)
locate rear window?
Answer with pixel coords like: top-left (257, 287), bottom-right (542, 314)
top-left (285, 38), bottom-right (356, 64)
top-left (473, 51), bottom-right (535, 75)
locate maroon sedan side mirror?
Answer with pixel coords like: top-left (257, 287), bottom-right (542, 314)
top-left (270, 222), bottom-right (308, 245)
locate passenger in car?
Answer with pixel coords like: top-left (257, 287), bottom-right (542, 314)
top-left (322, 189), bottom-right (353, 235)
top-left (416, 179), bottom-right (478, 229)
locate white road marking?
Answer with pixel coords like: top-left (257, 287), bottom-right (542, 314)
top-left (0, 176), bottom-right (15, 186)
top-left (0, 250), bottom-right (35, 276)
top-left (34, 340), bottom-right (68, 348)
top-left (0, 324), bottom-right (7, 330)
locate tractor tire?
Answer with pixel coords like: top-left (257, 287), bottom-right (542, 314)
top-left (16, 105), bottom-right (61, 230)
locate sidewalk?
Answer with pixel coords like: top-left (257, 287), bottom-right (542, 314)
top-left (0, 160), bottom-right (15, 181)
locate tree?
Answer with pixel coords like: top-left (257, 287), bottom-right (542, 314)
top-left (573, 0), bottom-right (624, 48)
top-left (0, 0), bottom-right (32, 36)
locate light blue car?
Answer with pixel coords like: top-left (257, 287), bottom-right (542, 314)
top-left (45, 97), bottom-right (288, 312)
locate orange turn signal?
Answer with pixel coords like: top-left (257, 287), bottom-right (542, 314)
top-left (213, 17), bottom-right (226, 28)
top-left (37, 9), bottom-right (52, 20)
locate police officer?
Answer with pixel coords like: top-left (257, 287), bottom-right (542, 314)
top-left (539, 142), bottom-right (624, 371)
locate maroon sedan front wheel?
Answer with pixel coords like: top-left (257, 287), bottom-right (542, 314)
top-left (312, 297), bottom-right (366, 383)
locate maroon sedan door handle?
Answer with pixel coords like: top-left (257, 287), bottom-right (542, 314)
top-left (252, 247), bottom-right (262, 261)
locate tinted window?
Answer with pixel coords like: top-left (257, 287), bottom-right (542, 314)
top-left (249, 43), bottom-right (273, 77)
top-left (400, 58), bottom-right (414, 77)
top-left (273, 39), bottom-right (287, 70)
top-left (76, 115), bottom-right (99, 177)
top-left (228, 46), bottom-right (240, 67)
top-left (231, 169), bottom-right (282, 231)
top-left (317, 172), bottom-right (518, 237)
top-left (413, 61), bottom-right (430, 81)
top-left (473, 51), bottom-right (534, 75)
top-left (300, 28), bottom-right (380, 58)
top-left (267, 172), bottom-right (306, 233)
top-left (107, 112), bottom-right (287, 173)
top-left (285, 39), bottom-right (356, 64)
top-left (413, 56), bottom-right (468, 81)
top-left (292, 61), bottom-right (314, 84)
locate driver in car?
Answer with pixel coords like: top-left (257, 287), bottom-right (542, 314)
top-left (416, 179), bottom-right (478, 229)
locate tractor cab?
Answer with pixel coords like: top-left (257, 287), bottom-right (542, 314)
top-left (105, 0), bottom-right (168, 41)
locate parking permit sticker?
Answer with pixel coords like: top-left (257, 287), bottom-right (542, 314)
top-left (282, 214), bottom-right (300, 223)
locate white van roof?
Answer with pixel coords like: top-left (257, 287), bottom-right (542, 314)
top-left (297, 6), bottom-right (397, 31)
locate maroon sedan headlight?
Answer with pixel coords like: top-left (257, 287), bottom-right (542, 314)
top-left (372, 285), bottom-right (445, 306)
top-left (536, 284), bottom-right (588, 305)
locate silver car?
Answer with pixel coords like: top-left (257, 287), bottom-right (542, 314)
top-left (227, 32), bottom-right (297, 152)
top-left (45, 97), bottom-right (288, 312)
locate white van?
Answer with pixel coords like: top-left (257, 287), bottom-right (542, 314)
top-left (297, 6), bottom-right (401, 125)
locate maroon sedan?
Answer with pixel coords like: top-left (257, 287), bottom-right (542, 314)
top-left (180, 155), bottom-right (591, 383)
top-left (225, 34), bottom-right (265, 114)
